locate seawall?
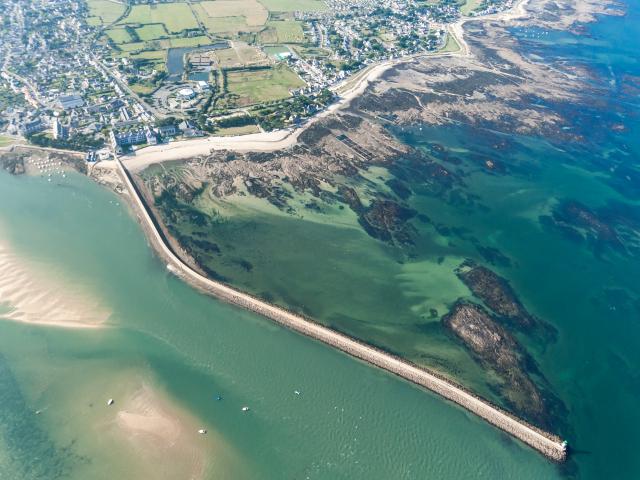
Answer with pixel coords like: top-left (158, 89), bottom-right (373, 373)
top-left (113, 156), bottom-right (568, 462)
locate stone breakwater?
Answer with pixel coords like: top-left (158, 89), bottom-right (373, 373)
top-left (114, 156), bottom-right (567, 462)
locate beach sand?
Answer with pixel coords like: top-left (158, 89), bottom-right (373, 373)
top-left (0, 238), bottom-right (110, 328)
top-left (113, 383), bottom-right (211, 480)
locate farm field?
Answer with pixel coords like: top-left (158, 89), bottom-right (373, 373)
top-left (198, 0), bottom-right (268, 26)
top-left (130, 50), bottom-right (166, 61)
top-left (86, 0), bottom-right (126, 26)
top-left (257, 0), bottom-right (328, 12)
top-left (195, 14), bottom-right (249, 34)
top-left (266, 20), bottom-right (305, 43)
top-left (135, 24), bottom-right (169, 41)
top-left (105, 27), bottom-right (132, 44)
top-left (118, 4), bottom-right (199, 33)
top-left (117, 41), bottom-right (146, 52)
top-left (225, 65), bottom-right (304, 106)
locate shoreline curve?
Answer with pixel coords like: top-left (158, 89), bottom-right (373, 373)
top-left (113, 154), bottom-right (568, 463)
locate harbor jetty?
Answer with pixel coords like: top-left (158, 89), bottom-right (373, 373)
top-left (114, 155), bottom-right (568, 462)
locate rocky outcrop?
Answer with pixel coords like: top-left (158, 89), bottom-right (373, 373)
top-left (442, 302), bottom-right (562, 430)
top-left (455, 261), bottom-right (552, 336)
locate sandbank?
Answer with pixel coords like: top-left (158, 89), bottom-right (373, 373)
top-left (0, 237), bottom-right (110, 328)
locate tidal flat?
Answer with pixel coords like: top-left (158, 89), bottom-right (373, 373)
top-left (1, 0), bottom-right (639, 477)
top-left (135, 0), bottom-right (640, 477)
top-left (0, 171), bottom-right (564, 479)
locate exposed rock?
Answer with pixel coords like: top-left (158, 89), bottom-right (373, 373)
top-left (457, 261), bottom-right (537, 330)
top-left (442, 301), bottom-right (563, 429)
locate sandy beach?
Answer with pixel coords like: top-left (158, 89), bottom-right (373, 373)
top-left (124, 60), bottom-right (397, 172)
top-left (0, 237), bottom-right (110, 328)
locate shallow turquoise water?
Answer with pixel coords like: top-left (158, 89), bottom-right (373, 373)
top-left (0, 2), bottom-right (638, 479)
top-left (134, 2), bottom-right (640, 478)
top-left (0, 172), bottom-right (564, 478)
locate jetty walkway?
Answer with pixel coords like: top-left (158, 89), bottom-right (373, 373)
top-left (114, 155), bottom-right (568, 462)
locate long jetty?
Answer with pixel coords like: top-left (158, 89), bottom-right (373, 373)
top-left (113, 155), bottom-right (568, 462)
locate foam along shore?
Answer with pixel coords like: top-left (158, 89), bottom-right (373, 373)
top-left (114, 155), bottom-right (568, 462)
top-left (0, 238), bottom-right (110, 328)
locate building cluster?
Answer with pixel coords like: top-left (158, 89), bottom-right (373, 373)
top-left (1, 0), bottom-right (516, 150)
top-left (290, 0), bottom-right (465, 93)
top-left (0, 0), bottom-right (161, 150)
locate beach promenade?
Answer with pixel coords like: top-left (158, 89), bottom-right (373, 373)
top-left (114, 154), bottom-right (568, 462)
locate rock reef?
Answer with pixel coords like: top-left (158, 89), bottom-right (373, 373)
top-left (442, 301), bottom-right (563, 429)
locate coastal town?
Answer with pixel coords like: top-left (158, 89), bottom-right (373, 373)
top-left (0, 0), bottom-right (514, 157)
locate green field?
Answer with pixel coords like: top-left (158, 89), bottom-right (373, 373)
top-left (86, 0), bottom-right (126, 25)
top-left (226, 65), bottom-right (305, 106)
top-left (117, 41), bottom-right (146, 52)
top-left (440, 33), bottom-right (460, 52)
top-left (266, 20), bottom-right (305, 43)
top-left (167, 36), bottom-right (211, 48)
top-left (264, 45), bottom-right (292, 57)
top-left (214, 124), bottom-right (262, 136)
top-left (460, 0), bottom-right (483, 15)
top-left (105, 27), bottom-right (132, 44)
top-left (129, 82), bottom-right (157, 95)
top-left (130, 50), bottom-right (166, 60)
top-left (198, 15), bottom-right (248, 34)
top-left (0, 135), bottom-right (15, 147)
top-left (135, 24), bottom-right (168, 41)
top-left (257, 0), bottom-right (328, 12)
top-left (118, 4), bottom-right (199, 33)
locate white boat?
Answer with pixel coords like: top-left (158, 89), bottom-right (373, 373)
top-left (294, 390), bottom-right (300, 395)
top-left (198, 429), bottom-right (207, 434)
top-left (107, 398), bottom-right (114, 406)
top-left (241, 406), bottom-right (250, 412)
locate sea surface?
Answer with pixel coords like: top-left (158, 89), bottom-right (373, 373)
top-left (0, 2), bottom-right (639, 479)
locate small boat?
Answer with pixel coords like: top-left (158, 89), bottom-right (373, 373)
top-left (198, 429), bottom-right (207, 434)
top-left (294, 390), bottom-right (301, 396)
top-left (107, 398), bottom-right (114, 406)
top-left (215, 395), bottom-right (222, 401)
top-left (241, 406), bottom-right (250, 412)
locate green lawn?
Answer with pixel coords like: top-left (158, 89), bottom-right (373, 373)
top-left (129, 82), bottom-right (157, 95)
top-left (135, 24), bottom-right (168, 41)
top-left (258, 0), bottom-right (327, 12)
top-left (119, 4), bottom-right (199, 33)
top-left (226, 65), bottom-right (305, 106)
top-left (264, 45), bottom-right (291, 57)
top-left (214, 124), bottom-right (261, 136)
top-left (266, 20), bottom-right (305, 43)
